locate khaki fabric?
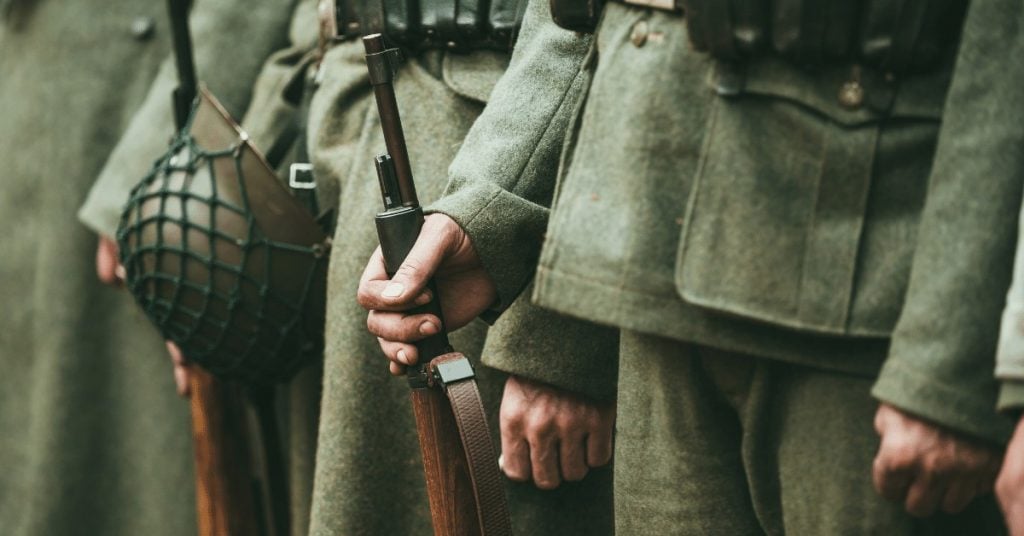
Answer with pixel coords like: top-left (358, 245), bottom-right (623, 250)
top-left (74, 1), bottom-right (325, 533)
top-left (78, 0), bottom-right (300, 237)
top-left (484, 281), bottom-right (618, 401)
top-left (307, 4), bottom-right (615, 529)
top-left (0, 1), bottom-right (193, 534)
top-left (987, 0), bottom-right (1024, 414)
top-left (426, 0), bottom-right (1019, 530)
top-left (875, 0), bottom-right (1024, 428)
top-left (617, 330), bottom-right (1006, 536)
top-left (435, 0), bottom-right (1014, 443)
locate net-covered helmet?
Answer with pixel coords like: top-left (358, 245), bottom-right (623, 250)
top-left (116, 88), bottom-right (331, 384)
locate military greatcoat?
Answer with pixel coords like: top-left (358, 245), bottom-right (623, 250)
top-left (77, 1), bottom-right (324, 534)
top-left (0, 1), bottom-right (190, 534)
top-left (306, 0), bottom-right (616, 532)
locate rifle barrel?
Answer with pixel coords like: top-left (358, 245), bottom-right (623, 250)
top-left (166, 0), bottom-right (197, 129)
top-left (363, 34), bottom-right (419, 207)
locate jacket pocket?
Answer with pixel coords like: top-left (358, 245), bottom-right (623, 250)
top-left (675, 61), bottom-right (943, 336)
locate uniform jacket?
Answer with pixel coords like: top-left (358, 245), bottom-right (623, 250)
top-left (0, 1), bottom-right (192, 534)
top-left (433, 0), bottom-right (1019, 443)
top-left (306, 3), bottom-right (616, 529)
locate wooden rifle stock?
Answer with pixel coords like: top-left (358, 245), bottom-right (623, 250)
top-left (411, 388), bottom-right (483, 535)
top-left (189, 370), bottom-right (260, 536)
top-left (189, 370), bottom-right (291, 536)
top-left (165, 1), bottom-right (290, 534)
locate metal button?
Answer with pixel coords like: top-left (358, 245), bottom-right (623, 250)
top-left (630, 20), bottom-right (649, 47)
top-left (130, 16), bottom-right (156, 41)
top-left (838, 80), bottom-right (865, 110)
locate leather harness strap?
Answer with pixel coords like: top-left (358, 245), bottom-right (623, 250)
top-left (430, 353), bottom-right (512, 536)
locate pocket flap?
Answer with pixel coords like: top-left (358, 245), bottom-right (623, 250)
top-left (442, 50), bottom-right (511, 103)
top-left (709, 55), bottom-right (953, 127)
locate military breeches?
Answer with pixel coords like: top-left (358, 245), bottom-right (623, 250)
top-left (615, 330), bottom-right (1005, 536)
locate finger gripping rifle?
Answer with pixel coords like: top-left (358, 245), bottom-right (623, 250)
top-left (363, 34), bottom-right (512, 536)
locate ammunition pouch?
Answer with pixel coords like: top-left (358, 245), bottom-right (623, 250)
top-left (320, 0), bottom-right (528, 52)
top-left (549, 0), bottom-right (604, 33)
top-left (553, 0), bottom-right (966, 75)
top-left (683, 0), bottom-right (967, 73)
top-left (116, 88), bottom-right (331, 384)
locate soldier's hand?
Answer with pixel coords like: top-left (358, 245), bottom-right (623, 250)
top-left (166, 341), bottom-right (191, 398)
top-left (872, 403), bottom-right (1002, 517)
top-left (97, 235), bottom-right (189, 396)
top-left (95, 235), bottom-right (126, 286)
top-left (358, 214), bottom-right (497, 375)
top-left (997, 416), bottom-right (1024, 535)
top-left (499, 375), bottom-right (615, 490)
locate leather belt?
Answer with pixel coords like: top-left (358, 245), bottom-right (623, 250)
top-left (429, 353), bottom-right (512, 536)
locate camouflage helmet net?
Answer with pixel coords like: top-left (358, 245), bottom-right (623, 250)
top-left (116, 90), bottom-right (330, 384)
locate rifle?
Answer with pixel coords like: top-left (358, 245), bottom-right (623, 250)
top-left (189, 369), bottom-right (261, 536)
top-left (166, 2), bottom-right (289, 534)
top-left (363, 34), bottom-right (512, 536)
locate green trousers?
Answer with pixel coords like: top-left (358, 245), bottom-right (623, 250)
top-left (616, 330), bottom-right (1004, 535)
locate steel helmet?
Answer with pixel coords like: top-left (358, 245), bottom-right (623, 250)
top-left (117, 88), bottom-right (331, 384)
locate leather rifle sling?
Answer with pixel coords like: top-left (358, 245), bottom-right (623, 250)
top-left (363, 33), bottom-right (511, 535)
top-left (430, 354), bottom-right (512, 536)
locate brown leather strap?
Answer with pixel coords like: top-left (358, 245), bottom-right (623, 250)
top-left (430, 353), bottom-right (512, 536)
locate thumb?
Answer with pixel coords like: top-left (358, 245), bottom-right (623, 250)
top-left (379, 216), bottom-right (457, 305)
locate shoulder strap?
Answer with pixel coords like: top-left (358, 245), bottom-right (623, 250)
top-left (430, 353), bottom-right (513, 536)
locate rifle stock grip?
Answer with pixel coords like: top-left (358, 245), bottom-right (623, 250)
top-left (376, 206), bottom-right (453, 361)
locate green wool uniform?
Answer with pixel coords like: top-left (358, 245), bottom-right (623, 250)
top-left (0, 1), bottom-right (192, 534)
top-left (992, 2), bottom-right (1024, 414)
top-left (76, 1), bottom-right (318, 534)
top-left (430, 0), bottom-right (1018, 533)
top-left (306, 1), bottom-right (615, 533)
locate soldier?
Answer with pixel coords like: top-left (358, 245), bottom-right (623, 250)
top-left (85, 0), bottom-right (618, 533)
top-left (305, 0), bottom-right (617, 533)
top-left (0, 1), bottom-right (195, 534)
top-left (358, 0), bottom-right (1019, 533)
top-left (81, 1), bottom-right (319, 533)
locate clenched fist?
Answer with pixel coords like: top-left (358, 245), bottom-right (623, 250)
top-left (997, 416), bottom-right (1024, 535)
top-left (499, 375), bottom-right (615, 490)
top-left (873, 403), bottom-right (1003, 517)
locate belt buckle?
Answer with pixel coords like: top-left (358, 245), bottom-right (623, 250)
top-left (623, 0), bottom-right (678, 12)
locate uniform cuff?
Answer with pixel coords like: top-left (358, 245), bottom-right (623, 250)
top-left (872, 358), bottom-right (1012, 445)
top-left (427, 180), bottom-right (548, 313)
top-left (78, 193), bottom-right (125, 238)
top-left (480, 292), bottom-right (618, 400)
top-left (998, 381), bottom-right (1024, 414)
